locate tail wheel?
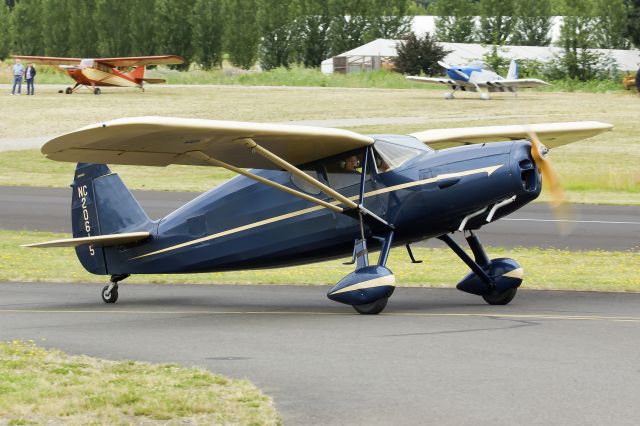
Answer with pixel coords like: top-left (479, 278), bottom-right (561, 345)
top-left (101, 285), bottom-right (118, 303)
top-left (352, 297), bottom-right (388, 315)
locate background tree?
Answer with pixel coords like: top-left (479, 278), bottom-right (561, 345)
top-left (41, 0), bottom-right (72, 56)
top-left (593, 0), bottom-right (629, 49)
top-left (155, 0), bottom-right (195, 70)
top-left (128, 0), bottom-right (157, 56)
top-left (257, 0), bottom-right (295, 70)
top-left (224, 0), bottom-right (260, 69)
top-left (94, 0), bottom-right (131, 56)
top-left (191, 0), bottom-right (224, 69)
top-left (294, 0), bottom-right (332, 67)
top-left (67, 0), bottom-right (99, 57)
top-left (0, 2), bottom-right (10, 59)
top-left (477, 0), bottom-right (515, 45)
top-left (394, 32), bottom-right (451, 76)
top-left (511, 0), bottom-right (553, 46)
top-left (556, 0), bottom-right (603, 80)
top-left (366, 0), bottom-right (412, 40)
top-left (432, 0), bottom-right (477, 43)
top-left (625, 0), bottom-right (640, 47)
top-left (9, 0), bottom-right (43, 55)
top-left (327, 0), bottom-right (370, 56)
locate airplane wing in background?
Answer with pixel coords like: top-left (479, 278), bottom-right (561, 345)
top-left (485, 78), bottom-right (550, 90)
top-left (410, 121), bottom-right (613, 150)
top-left (40, 116), bottom-right (375, 169)
top-left (406, 76), bottom-right (480, 92)
top-left (13, 55), bottom-right (82, 66)
top-left (95, 55), bottom-right (185, 68)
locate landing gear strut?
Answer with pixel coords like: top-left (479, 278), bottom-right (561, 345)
top-left (101, 274), bottom-right (129, 304)
top-left (438, 231), bottom-right (522, 305)
top-left (327, 146), bottom-right (396, 315)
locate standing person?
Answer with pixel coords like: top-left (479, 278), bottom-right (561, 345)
top-left (25, 63), bottom-right (36, 95)
top-left (11, 59), bottom-right (24, 96)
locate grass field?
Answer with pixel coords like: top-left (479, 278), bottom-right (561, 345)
top-left (0, 340), bottom-right (281, 425)
top-left (2, 230), bottom-right (638, 292)
top-left (0, 62), bottom-right (624, 91)
top-left (0, 85), bottom-right (638, 204)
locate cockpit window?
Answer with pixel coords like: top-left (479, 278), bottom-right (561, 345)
top-left (325, 154), bottom-right (364, 189)
top-left (290, 170), bottom-right (322, 194)
top-left (373, 140), bottom-right (423, 173)
top-left (80, 58), bottom-right (95, 68)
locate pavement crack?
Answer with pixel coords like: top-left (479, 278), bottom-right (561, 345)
top-left (386, 317), bottom-right (539, 337)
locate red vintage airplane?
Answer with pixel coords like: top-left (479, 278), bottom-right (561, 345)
top-left (13, 55), bottom-right (184, 95)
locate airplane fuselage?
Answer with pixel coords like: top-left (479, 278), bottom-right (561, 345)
top-left (95, 138), bottom-right (541, 276)
top-left (446, 67), bottom-right (503, 86)
top-left (62, 62), bottom-right (141, 88)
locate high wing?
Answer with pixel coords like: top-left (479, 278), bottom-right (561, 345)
top-left (13, 55), bottom-right (82, 66)
top-left (485, 78), bottom-right (550, 89)
top-left (42, 116), bottom-right (374, 169)
top-left (95, 55), bottom-right (184, 68)
top-left (410, 121), bottom-right (613, 150)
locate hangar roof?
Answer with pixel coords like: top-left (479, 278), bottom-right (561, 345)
top-left (322, 39), bottom-right (640, 72)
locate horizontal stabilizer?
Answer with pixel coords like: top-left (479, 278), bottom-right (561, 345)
top-left (142, 78), bottom-right (166, 84)
top-left (23, 231), bottom-right (150, 248)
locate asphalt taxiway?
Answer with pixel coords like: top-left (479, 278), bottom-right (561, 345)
top-left (1, 283), bottom-right (639, 425)
top-left (1, 186), bottom-right (638, 250)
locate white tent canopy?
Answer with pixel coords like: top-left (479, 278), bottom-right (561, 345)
top-left (321, 38), bottom-right (640, 74)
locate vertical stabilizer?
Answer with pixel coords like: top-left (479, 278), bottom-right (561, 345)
top-left (507, 59), bottom-right (518, 80)
top-left (129, 65), bottom-right (146, 82)
top-left (71, 163), bottom-right (152, 275)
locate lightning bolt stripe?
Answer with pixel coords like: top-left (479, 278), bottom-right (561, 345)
top-left (130, 164), bottom-right (503, 260)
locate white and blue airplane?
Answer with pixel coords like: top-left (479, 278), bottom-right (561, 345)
top-left (407, 59), bottom-right (549, 100)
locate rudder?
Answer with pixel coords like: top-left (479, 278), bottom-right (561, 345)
top-left (507, 59), bottom-right (518, 80)
top-left (71, 163), bottom-right (152, 275)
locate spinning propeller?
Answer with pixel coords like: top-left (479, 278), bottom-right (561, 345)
top-left (528, 131), bottom-right (574, 231)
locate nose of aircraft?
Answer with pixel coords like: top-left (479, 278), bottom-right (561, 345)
top-left (510, 140), bottom-right (542, 198)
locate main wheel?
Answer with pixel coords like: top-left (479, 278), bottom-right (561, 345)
top-left (94, 88), bottom-right (102, 95)
top-left (482, 287), bottom-right (517, 305)
top-left (101, 285), bottom-right (118, 304)
top-left (352, 297), bottom-right (388, 315)
top-left (65, 87), bottom-right (72, 94)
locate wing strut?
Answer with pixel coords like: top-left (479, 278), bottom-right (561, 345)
top-left (235, 138), bottom-right (393, 229)
top-left (185, 150), bottom-right (343, 213)
top-left (236, 138), bottom-right (359, 209)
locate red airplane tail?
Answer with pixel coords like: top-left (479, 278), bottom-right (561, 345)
top-left (129, 66), bottom-right (146, 82)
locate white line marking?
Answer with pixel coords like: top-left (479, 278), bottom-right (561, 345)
top-left (504, 218), bottom-right (640, 225)
top-left (1, 309), bottom-right (639, 322)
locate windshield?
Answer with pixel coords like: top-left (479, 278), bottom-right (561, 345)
top-left (373, 140), bottom-right (423, 173)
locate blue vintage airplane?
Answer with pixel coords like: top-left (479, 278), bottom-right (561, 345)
top-left (407, 59), bottom-right (549, 100)
top-left (25, 117), bottom-right (612, 314)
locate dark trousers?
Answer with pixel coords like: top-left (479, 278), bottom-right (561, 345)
top-left (11, 76), bottom-right (22, 94)
top-left (26, 78), bottom-right (34, 95)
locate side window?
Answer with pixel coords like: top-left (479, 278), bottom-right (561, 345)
top-left (290, 170), bottom-right (322, 195)
top-left (325, 153), bottom-right (367, 190)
